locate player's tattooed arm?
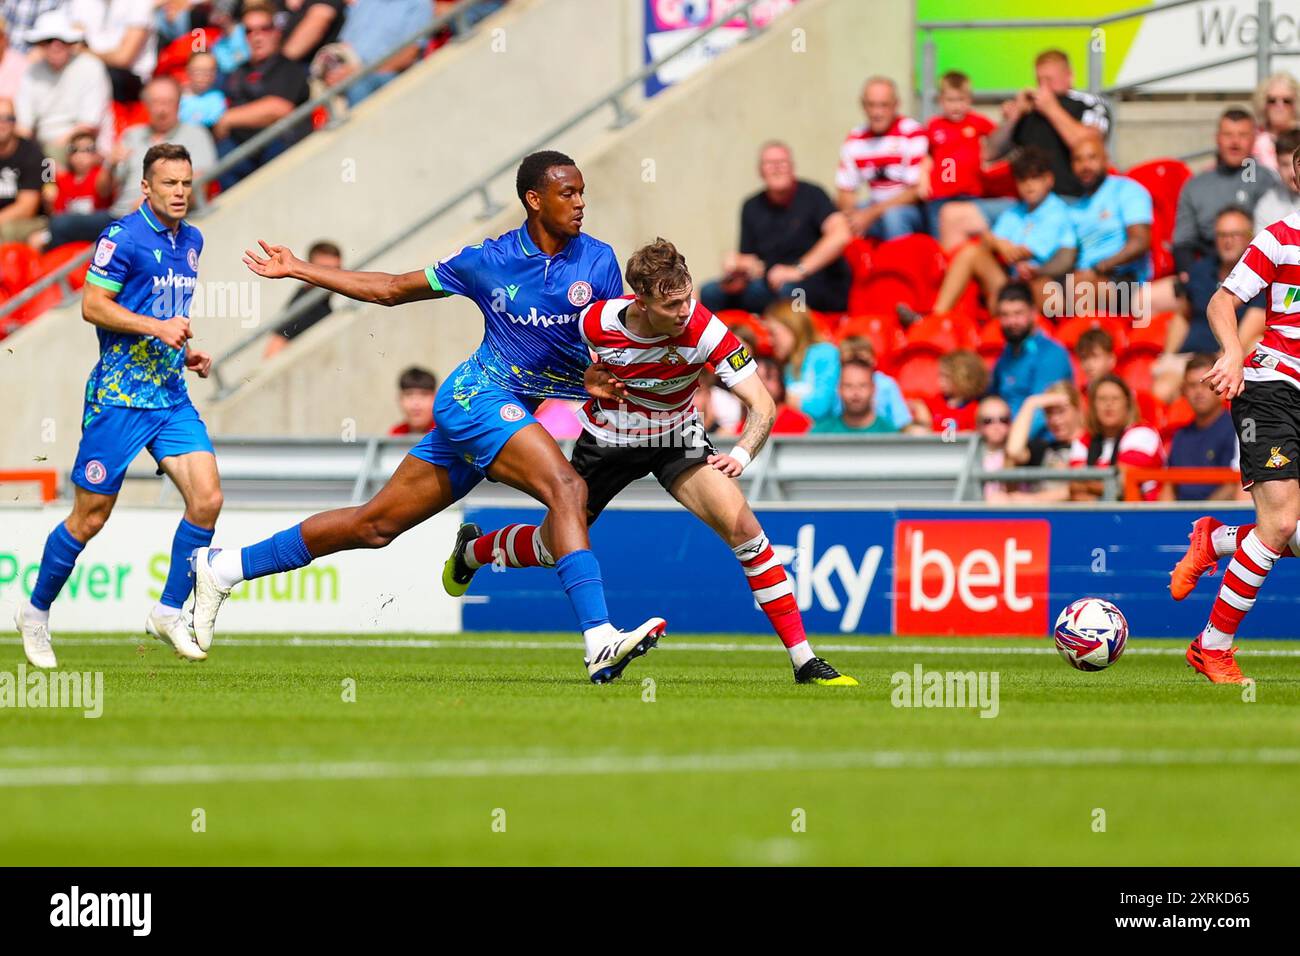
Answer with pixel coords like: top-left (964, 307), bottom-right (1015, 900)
top-left (243, 239), bottom-right (444, 306)
top-left (708, 373), bottom-right (774, 476)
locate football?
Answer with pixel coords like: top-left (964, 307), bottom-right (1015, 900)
top-left (1054, 598), bottom-right (1130, 672)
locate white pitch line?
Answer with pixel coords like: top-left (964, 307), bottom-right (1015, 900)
top-left (1, 747), bottom-right (1299, 789)
top-left (3, 635), bottom-right (1300, 657)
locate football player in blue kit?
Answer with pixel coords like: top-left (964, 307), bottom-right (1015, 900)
top-left (190, 151), bottom-right (665, 683)
top-left (16, 143), bottom-right (216, 667)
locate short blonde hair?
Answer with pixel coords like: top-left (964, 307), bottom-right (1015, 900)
top-left (938, 350), bottom-right (988, 403)
top-left (1254, 71), bottom-right (1300, 124)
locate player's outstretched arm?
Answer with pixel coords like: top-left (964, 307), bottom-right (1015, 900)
top-left (82, 281), bottom-right (191, 348)
top-left (708, 374), bottom-right (775, 478)
top-left (1203, 287), bottom-right (1247, 399)
top-left (243, 239), bottom-right (445, 307)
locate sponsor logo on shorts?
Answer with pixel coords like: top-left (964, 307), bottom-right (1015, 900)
top-left (1266, 446), bottom-right (1292, 469)
top-left (93, 239), bottom-right (116, 267)
top-left (567, 281), bottom-right (593, 307)
top-left (83, 460), bottom-right (107, 484)
top-left (500, 403), bottom-right (526, 422)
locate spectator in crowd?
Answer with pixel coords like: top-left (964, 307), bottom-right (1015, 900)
top-left (41, 130), bottom-right (110, 219)
top-left (1154, 206), bottom-right (1265, 403)
top-left (1173, 107), bottom-right (1279, 278)
top-left (43, 74), bottom-right (215, 248)
top-left (987, 49), bottom-right (1110, 198)
top-left (0, 16), bottom-right (26, 100)
top-left (908, 348), bottom-right (988, 433)
top-left (918, 70), bottom-right (1008, 244)
top-left (694, 367), bottom-right (743, 436)
top-left (975, 395), bottom-right (1013, 500)
top-left (1068, 374), bottom-right (1165, 501)
top-left (762, 300), bottom-right (841, 422)
top-left (69, 0), bottom-right (156, 103)
top-left (0, 94), bottom-right (44, 241)
top-left (318, 0), bottom-right (433, 107)
top-left (1252, 71), bottom-right (1299, 173)
top-left (700, 141), bottom-right (851, 315)
top-left (155, 0), bottom-right (199, 48)
top-left (280, 0), bottom-right (347, 64)
top-left (0, 0), bottom-right (62, 53)
top-left (213, 1), bottom-right (310, 189)
top-left (1162, 353), bottom-right (1242, 502)
top-left (388, 366), bottom-right (438, 436)
top-left (1066, 129), bottom-right (1153, 292)
top-left (1253, 127), bottom-right (1300, 230)
top-left (812, 358), bottom-right (903, 434)
top-left (989, 281), bottom-right (1073, 434)
top-left (180, 51), bottom-right (227, 129)
top-left (1073, 327), bottom-right (1162, 425)
top-left (756, 355), bottom-right (812, 435)
top-left (835, 75), bottom-right (927, 239)
top-left (16, 12), bottom-right (112, 158)
top-left (906, 145), bottom-right (1076, 319)
top-left (264, 239), bottom-right (342, 357)
top-left (995, 380), bottom-right (1084, 502)
top-left (837, 335), bottom-right (912, 429)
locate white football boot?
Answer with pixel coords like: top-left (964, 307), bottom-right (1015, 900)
top-left (146, 607), bottom-right (207, 661)
top-left (189, 547), bottom-right (231, 652)
top-left (15, 603), bottom-right (57, 669)
top-left (586, 617), bottom-right (667, 684)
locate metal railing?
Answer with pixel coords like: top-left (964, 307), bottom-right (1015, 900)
top-left (0, 0), bottom-right (505, 326)
top-left (205, 0), bottom-right (775, 396)
top-left (918, 0), bottom-right (1297, 120)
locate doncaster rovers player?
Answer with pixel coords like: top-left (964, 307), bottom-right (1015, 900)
top-left (15, 143), bottom-right (215, 666)
top-left (444, 239), bottom-right (857, 685)
top-left (190, 151), bottom-right (665, 683)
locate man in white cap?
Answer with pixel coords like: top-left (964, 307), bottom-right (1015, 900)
top-left (15, 10), bottom-right (111, 158)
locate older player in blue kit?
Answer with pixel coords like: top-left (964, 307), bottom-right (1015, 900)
top-left (15, 143), bottom-right (217, 667)
top-left (190, 151), bottom-right (666, 683)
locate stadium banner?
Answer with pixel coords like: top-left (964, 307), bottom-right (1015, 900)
top-left (917, 0), bottom-right (1300, 95)
top-left (643, 0), bottom-right (801, 97)
top-left (462, 505), bottom-right (1299, 640)
top-left (0, 508), bottom-right (462, 633)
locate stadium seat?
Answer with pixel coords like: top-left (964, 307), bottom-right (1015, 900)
top-left (871, 234), bottom-right (945, 310)
top-left (1125, 158), bottom-right (1192, 280)
top-left (904, 311), bottom-right (978, 353)
top-left (715, 309), bottom-right (771, 356)
top-left (1054, 314), bottom-right (1131, 354)
top-left (838, 313), bottom-right (905, 365)
top-left (1123, 311), bottom-right (1173, 355)
top-left (979, 160), bottom-right (1018, 199)
top-left (809, 310), bottom-right (844, 339)
top-left (891, 342), bottom-right (944, 399)
top-left (111, 100), bottom-right (149, 140)
top-left (0, 243), bottom-right (39, 296)
top-left (10, 283), bottom-right (66, 327)
top-left (153, 28), bottom-right (224, 82)
top-left (1116, 350), bottom-right (1158, 395)
top-left (976, 320), bottom-right (1005, 365)
top-left (38, 242), bottom-right (92, 290)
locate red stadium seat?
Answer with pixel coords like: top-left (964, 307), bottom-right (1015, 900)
top-left (976, 320), bottom-right (1005, 363)
top-left (0, 243), bottom-right (39, 296)
top-left (809, 310), bottom-right (844, 339)
top-left (852, 272), bottom-right (916, 315)
top-left (111, 100), bottom-right (148, 140)
top-left (892, 344), bottom-right (944, 400)
top-left (38, 242), bottom-right (92, 290)
top-left (1123, 311), bottom-right (1173, 355)
top-left (871, 234), bottom-right (946, 310)
top-left (10, 283), bottom-right (66, 326)
top-left (715, 309), bottom-right (771, 356)
top-left (904, 311), bottom-right (978, 353)
top-left (979, 160), bottom-right (1019, 199)
top-left (843, 236), bottom-right (876, 282)
top-left (1054, 314), bottom-right (1131, 354)
top-left (1116, 350), bottom-right (1158, 395)
top-left (838, 313), bottom-right (905, 366)
top-left (153, 28), bottom-right (224, 83)
top-left (1125, 159), bottom-right (1192, 280)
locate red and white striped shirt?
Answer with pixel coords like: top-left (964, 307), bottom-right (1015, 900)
top-left (1069, 424), bottom-right (1165, 500)
top-left (835, 115), bottom-right (928, 199)
top-left (1224, 212), bottom-right (1300, 389)
top-left (577, 296), bottom-right (756, 445)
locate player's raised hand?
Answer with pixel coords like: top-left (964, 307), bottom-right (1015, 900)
top-left (185, 349), bottom-right (213, 378)
top-left (243, 240), bottom-right (299, 279)
top-left (707, 453), bottom-right (744, 478)
top-left (584, 361), bottom-right (628, 401)
top-left (1203, 351), bottom-right (1245, 399)
top-left (154, 315), bottom-right (191, 349)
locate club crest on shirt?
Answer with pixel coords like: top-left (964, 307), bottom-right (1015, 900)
top-left (93, 239), bottom-right (116, 267)
top-left (187, 248), bottom-right (199, 271)
top-left (1267, 446), bottom-right (1292, 469)
top-left (663, 345), bottom-right (685, 366)
top-left (567, 281), bottom-right (592, 307)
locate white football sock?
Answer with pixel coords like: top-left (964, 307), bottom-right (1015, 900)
top-left (209, 548), bottom-right (246, 589)
top-left (153, 602), bottom-right (182, 620)
top-left (582, 622), bottom-right (618, 658)
top-left (25, 602), bottom-right (49, 624)
top-left (788, 639), bottom-right (815, 668)
top-left (1211, 525), bottom-right (1240, 558)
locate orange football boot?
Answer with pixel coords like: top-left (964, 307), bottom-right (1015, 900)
top-left (1169, 516), bottom-right (1223, 601)
top-left (1186, 637), bottom-right (1251, 684)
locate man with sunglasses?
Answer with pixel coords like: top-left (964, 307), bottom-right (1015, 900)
top-left (14, 11), bottom-right (110, 158)
top-left (0, 93), bottom-right (43, 243)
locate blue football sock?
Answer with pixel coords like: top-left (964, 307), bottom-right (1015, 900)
top-left (160, 518), bottom-right (215, 610)
top-left (555, 549), bottom-right (611, 632)
top-left (240, 524), bottom-right (313, 581)
top-left (30, 523), bottom-right (87, 611)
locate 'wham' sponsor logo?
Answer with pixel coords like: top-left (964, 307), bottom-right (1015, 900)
top-left (151, 268), bottom-right (197, 293)
top-left (503, 307), bottom-right (579, 327)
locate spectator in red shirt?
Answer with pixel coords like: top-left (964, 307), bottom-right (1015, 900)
top-left (919, 71), bottom-right (1010, 243)
top-left (50, 130), bottom-right (109, 212)
top-left (1068, 374), bottom-right (1164, 500)
top-left (835, 75), bottom-right (927, 240)
top-left (1075, 327), bottom-right (1163, 426)
top-left (388, 365), bottom-right (438, 436)
top-left (908, 349), bottom-right (988, 432)
top-left (756, 355), bottom-right (812, 434)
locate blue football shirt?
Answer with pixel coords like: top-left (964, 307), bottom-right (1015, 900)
top-left (425, 223), bottom-right (624, 400)
top-left (83, 204), bottom-right (203, 409)
top-left (1067, 174), bottom-right (1153, 280)
top-left (992, 193), bottom-right (1077, 268)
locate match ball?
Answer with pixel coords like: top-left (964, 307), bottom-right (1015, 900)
top-left (1054, 598), bottom-right (1128, 672)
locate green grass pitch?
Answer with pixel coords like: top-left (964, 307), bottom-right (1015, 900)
top-left (1, 632), bottom-right (1298, 866)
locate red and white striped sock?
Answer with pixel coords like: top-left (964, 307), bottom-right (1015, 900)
top-left (464, 524), bottom-right (554, 570)
top-left (1202, 529), bottom-right (1280, 650)
top-left (734, 532), bottom-right (813, 668)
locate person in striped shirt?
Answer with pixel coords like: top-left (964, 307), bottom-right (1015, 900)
top-left (835, 75), bottom-right (927, 240)
top-left (445, 239), bottom-right (857, 686)
top-left (1168, 187), bottom-right (1300, 683)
